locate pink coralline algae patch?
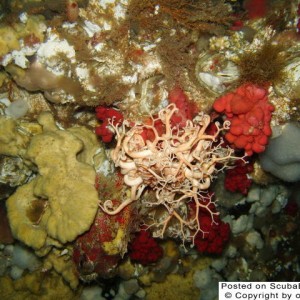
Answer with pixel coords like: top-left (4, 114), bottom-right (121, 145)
top-left (95, 106), bottom-right (123, 143)
top-left (128, 229), bottom-right (163, 265)
top-left (213, 83), bottom-right (274, 156)
top-left (194, 203), bottom-right (230, 255)
top-left (73, 198), bottom-right (133, 281)
top-left (224, 159), bottom-right (254, 195)
top-left (72, 210), bottom-right (122, 280)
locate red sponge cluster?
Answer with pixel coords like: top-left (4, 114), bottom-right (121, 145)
top-left (128, 229), bottom-right (163, 265)
top-left (225, 159), bottom-right (254, 195)
top-left (168, 86), bottom-right (198, 127)
top-left (244, 0), bottom-right (268, 19)
top-left (213, 83), bottom-right (274, 156)
top-left (194, 210), bottom-right (230, 255)
top-left (140, 87), bottom-right (198, 142)
top-left (95, 106), bottom-right (123, 143)
top-left (284, 200), bottom-right (299, 218)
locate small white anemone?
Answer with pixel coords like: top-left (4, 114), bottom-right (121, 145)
top-left (5, 99), bottom-right (29, 119)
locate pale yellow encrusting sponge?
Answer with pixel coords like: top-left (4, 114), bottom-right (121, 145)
top-left (7, 112), bottom-right (99, 248)
top-left (6, 180), bottom-right (48, 250)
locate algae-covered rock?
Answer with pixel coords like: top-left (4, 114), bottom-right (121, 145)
top-left (0, 26), bottom-right (20, 57)
top-left (0, 15), bottom-right (46, 58)
top-left (7, 112), bottom-right (99, 249)
top-left (0, 71), bottom-right (8, 87)
top-left (0, 156), bottom-right (32, 187)
top-left (43, 248), bottom-right (79, 290)
top-left (0, 270), bottom-right (79, 300)
top-left (144, 272), bottom-right (200, 300)
top-left (15, 15), bottom-right (46, 43)
top-left (141, 255), bottom-right (211, 299)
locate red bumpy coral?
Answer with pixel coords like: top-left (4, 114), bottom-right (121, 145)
top-left (128, 229), bottom-right (163, 265)
top-left (213, 83), bottom-right (274, 156)
top-left (224, 159), bottom-right (254, 195)
top-left (168, 86), bottom-right (198, 127)
top-left (194, 205), bottom-right (230, 255)
top-left (95, 106), bottom-right (123, 143)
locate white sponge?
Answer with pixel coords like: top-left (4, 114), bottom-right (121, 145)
top-left (260, 122), bottom-right (300, 182)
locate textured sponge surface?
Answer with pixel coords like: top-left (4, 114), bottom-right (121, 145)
top-left (260, 123), bottom-right (300, 182)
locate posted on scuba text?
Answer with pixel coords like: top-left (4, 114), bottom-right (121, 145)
top-left (219, 282), bottom-right (300, 300)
